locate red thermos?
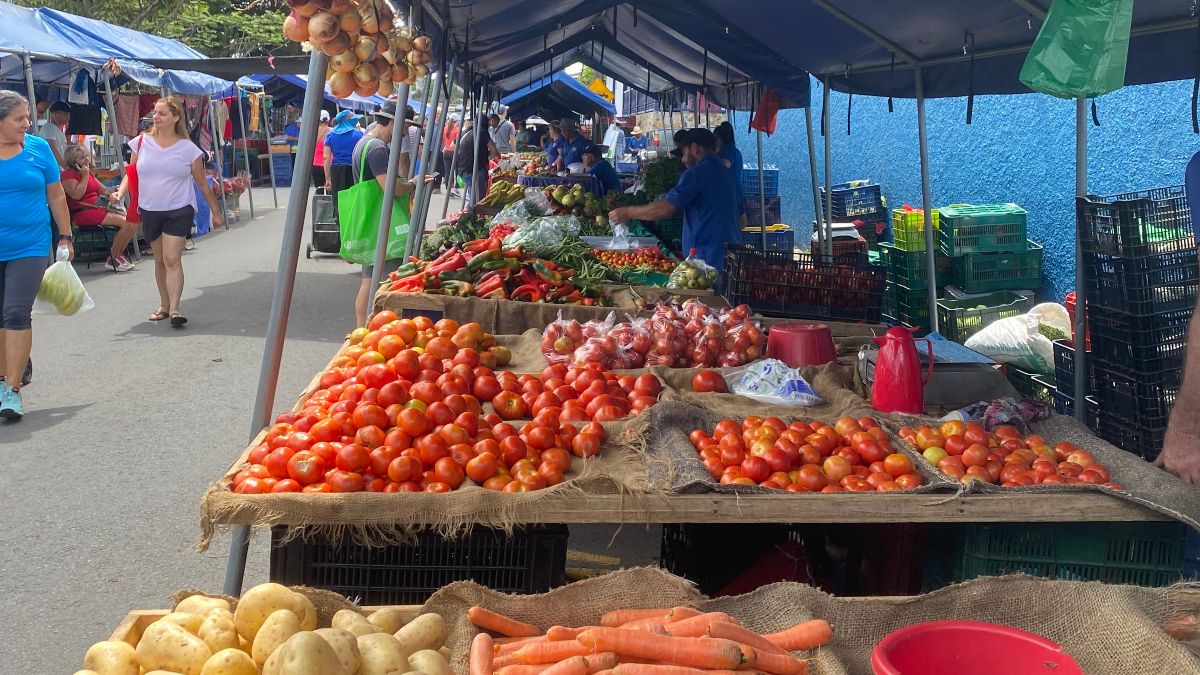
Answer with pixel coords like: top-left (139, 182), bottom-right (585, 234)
top-left (871, 327), bottom-right (934, 414)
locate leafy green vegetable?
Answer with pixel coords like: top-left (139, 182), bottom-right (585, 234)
top-left (641, 158), bottom-right (685, 200)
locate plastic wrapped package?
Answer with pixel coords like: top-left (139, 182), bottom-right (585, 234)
top-left (540, 311), bottom-right (616, 365)
top-left (724, 359), bottom-right (823, 406)
top-left (667, 250), bottom-right (719, 290)
top-left (34, 247), bottom-right (94, 316)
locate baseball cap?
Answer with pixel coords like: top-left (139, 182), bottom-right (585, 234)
top-left (670, 128), bottom-right (717, 156)
top-left (559, 118), bottom-right (577, 131)
top-left (582, 144), bottom-right (605, 157)
top-left (49, 101), bottom-right (71, 113)
top-left (376, 101), bottom-right (419, 123)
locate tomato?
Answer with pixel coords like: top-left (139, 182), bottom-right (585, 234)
top-left (492, 391), bottom-right (528, 420)
top-left (264, 447), bottom-right (296, 479)
top-left (591, 405), bottom-right (624, 421)
top-left (235, 477), bottom-right (267, 494)
top-left (282, 432), bottom-right (314, 454)
top-left (287, 450), bottom-right (326, 484)
top-left (417, 434), bottom-right (450, 466)
top-left (270, 479), bottom-right (302, 493)
top-left (466, 453), bottom-right (498, 483)
top-left (396, 408), bottom-right (429, 437)
top-left (432, 457), bottom-right (465, 489)
top-left (525, 425), bottom-right (557, 450)
top-left (387, 455), bottom-right (422, 483)
top-left (328, 470), bottom-right (366, 493)
top-left (842, 476), bottom-right (875, 492)
top-left (438, 423), bottom-right (469, 447)
top-left (835, 447), bottom-right (862, 466)
top-left (834, 416), bottom-right (861, 438)
top-left (856, 439), bottom-right (887, 465)
top-left (350, 404), bottom-right (387, 430)
top-left (332, 443), bottom-right (369, 473)
top-left (354, 425), bottom-right (385, 449)
top-left (692, 370), bottom-right (727, 393)
top-left (540, 447), bottom-right (572, 474)
top-left (963, 423), bottom-right (989, 446)
top-left (634, 373), bottom-right (663, 397)
top-left (368, 446), bottom-right (401, 477)
top-left (914, 428), bottom-right (946, 451)
top-left (571, 432), bottom-right (602, 458)
top-left (499, 436), bottom-right (528, 466)
top-left (822, 455), bottom-right (852, 481)
top-left (1066, 449), bottom-right (1096, 468)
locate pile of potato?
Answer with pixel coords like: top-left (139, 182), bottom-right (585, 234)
top-left (76, 582), bottom-right (449, 675)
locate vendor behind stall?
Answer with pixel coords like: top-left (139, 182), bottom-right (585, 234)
top-left (544, 122), bottom-right (562, 165)
top-left (582, 144), bottom-right (621, 194)
top-left (608, 128), bottom-right (740, 273)
top-left (627, 126), bottom-right (647, 159)
top-left (554, 118), bottom-right (589, 171)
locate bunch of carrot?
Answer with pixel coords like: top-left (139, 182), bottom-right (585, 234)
top-left (467, 605), bottom-right (832, 675)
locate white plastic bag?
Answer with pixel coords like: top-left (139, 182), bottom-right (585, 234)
top-left (963, 303), bottom-right (1069, 375)
top-left (723, 358), bottom-right (823, 407)
top-left (34, 246), bottom-right (94, 316)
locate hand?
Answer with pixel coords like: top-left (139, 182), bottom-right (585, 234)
top-left (59, 240), bottom-right (75, 261)
top-left (112, 190), bottom-right (124, 203)
top-left (325, 179), bottom-right (332, 189)
top-left (211, 210), bottom-right (225, 228)
top-left (1155, 426), bottom-right (1200, 485)
top-left (608, 207), bottom-right (629, 225)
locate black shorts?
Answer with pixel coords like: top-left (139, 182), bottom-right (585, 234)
top-left (140, 205), bottom-right (195, 241)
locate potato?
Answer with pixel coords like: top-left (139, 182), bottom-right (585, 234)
top-left (83, 640), bottom-right (138, 675)
top-left (237, 636), bottom-right (251, 652)
top-left (332, 608), bottom-right (380, 637)
top-left (262, 632), bottom-right (350, 675)
top-left (176, 596), bottom-right (232, 616)
top-left (136, 620), bottom-right (212, 675)
top-left (293, 592), bottom-right (318, 631)
top-left (234, 583), bottom-right (304, 641)
top-left (357, 633), bottom-right (410, 675)
top-left (159, 612), bottom-right (205, 635)
top-left (409, 649), bottom-right (453, 675)
top-left (315, 628), bottom-right (362, 673)
top-left (394, 613), bottom-right (446, 653)
top-left (366, 607), bottom-right (408, 634)
top-left (200, 648), bottom-right (257, 675)
top-left (252, 609), bottom-right (302, 665)
top-left (198, 611), bottom-right (240, 655)
top-left (144, 671), bottom-right (185, 674)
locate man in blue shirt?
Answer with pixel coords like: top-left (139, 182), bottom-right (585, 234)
top-left (554, 118), bottom-right (589, 171)
top-left (582, 144), bottom-right (621, 194)
top-left (609, 128), bottom-right (740, 273)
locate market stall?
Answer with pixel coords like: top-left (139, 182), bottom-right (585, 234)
top-left (500, 72), bottom-right (616, 128)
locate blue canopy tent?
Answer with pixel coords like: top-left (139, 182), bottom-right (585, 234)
top-left (500, 71), bottom-right (615, 123)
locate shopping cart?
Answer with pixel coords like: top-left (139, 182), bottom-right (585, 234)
top-left (306, 187), bottom-right (339, 258)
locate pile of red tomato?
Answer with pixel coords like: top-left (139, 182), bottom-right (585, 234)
top-left (689, 416), bottom-right (926, 492)
top-left (228, 312), bottom-right (647, 495)
top-left (899, 421), bottom-right (1121, 489)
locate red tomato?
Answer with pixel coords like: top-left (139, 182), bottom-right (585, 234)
top-left (328, 470), bottom-right (365, 493)
top-left (354, 425), bottom-right (385, 449)
top-left (368, 446), bottom-right (401, 477)
top-left (265, 447), bottom-right (296, 479)
top-left (691, 370), bottom-right (727, 393)
top-left (433, 457), bottom-right (466, 489)
top-left (525, 425), bottom-right (557, 450)
top-left (571, 432), bottom-right (602, 458)
top-left (234, 477), bottom-right (267, 494)
top-left (335, 443), bottom-right (370, 473)
top-left (499, 436), bottom-right (527, 466)
top-left (270, 479), bottom-right (302, 493)
top-left (492, 391), bottom-right (528, 420)
top-left (417, 435), bottom-right (450, 466)
top-left (287, 450), bottom-right (326, 484)
top-left (634, 374), bottom-right (663, 397)
top-left (396, 408), bottom-right (430, 437)
top-left (387, 455), bottom-right (422, 483)
top-left (857, 439), bottom-right (887, 464)
top-left (466, 453), bottom-right (499, 483)
top-left (822, 455), bottom-right (852, 481)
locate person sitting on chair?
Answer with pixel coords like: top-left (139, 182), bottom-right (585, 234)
top-left (60, 144), bottom-right (136, 272)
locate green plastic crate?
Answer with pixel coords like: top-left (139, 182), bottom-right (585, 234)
top-left (922, 523), bottom-right (1188, 591)
top-left (884, 282), bottom-right (932, 328)
top-left (948, 240), bottom-right (1044, 293)
top-left (936, 290), bottom-right (1031, 342)
top-left (1007, 366), bottom-right (1054, 403)
top-left (891, 208), bottom-right (939, 252)
top-left (938, 203), bottom-right (1028, 255)
top-left (622, 270), bottom-right (671, 286)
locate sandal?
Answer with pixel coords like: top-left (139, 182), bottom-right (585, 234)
top-left (149, 308), bottom-right (169, 321)
top-left (170, 313), bottom-right (188, 327)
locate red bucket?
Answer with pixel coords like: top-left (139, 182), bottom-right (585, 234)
top-left (766, 322), bottom-right (836, 367)
top-left (871, 620), bottom-right (1083, 675)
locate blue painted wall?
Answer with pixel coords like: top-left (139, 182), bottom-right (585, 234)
top-left (733, 79), bottom-right (1198, 300)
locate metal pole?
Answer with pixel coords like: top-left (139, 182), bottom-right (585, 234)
top-left (457, 81), bottom-right (475, 212)
top-left (408, 75), bottom-right (434, 180)
top-left (101, 71), bottom-right (134, 259)
top-left (756, 131), bottom-right (766, 250)
top-left (468, 85), bottom-right (485, 208)
top-left (915, 68), bottom-right (939, 333)
top-left (368, 81), bottom-right (413, 294)
top-left (209, 100), bottom-right (230, 226)
top-left (804, 106), bottom-right (822, 256)
top-left (261, 94), bottom-right (279, 209)
top-left (22, 53), bottom-right (36, 117)
top-left (235, 88), bottom-right (256, 218)
top-left (822, 77), bottom-right (833, 257)
top-left (224, 51), bottom-right (328, 597)
top-left (1073, 97), bottom-right (1088, 421)
top-left (406, 66), bottom-right (449, 259)
top-left (442, 65), bottom-right (467, 219)
top-left (417, 54), bottom-right (459, 238)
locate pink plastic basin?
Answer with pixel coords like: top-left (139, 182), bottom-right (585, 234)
top-left (765, 322), bottom-right (836, 367)
top-left (871, 620), bottom-right (1083, 675)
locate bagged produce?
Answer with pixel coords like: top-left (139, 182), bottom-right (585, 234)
top-left (667, 249), bottom-right (718, 290)
top-left (541, 311), bottom-right (616, 365)
top-left (725, 358), bottom-right (823, 406)
top-left (34, 247), bottom-right (94, 316)
top-left (964, 303), bottom-right (1071, 376)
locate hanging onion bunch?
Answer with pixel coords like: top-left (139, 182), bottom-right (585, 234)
top-left (282, 0), bottom-right (436, 99)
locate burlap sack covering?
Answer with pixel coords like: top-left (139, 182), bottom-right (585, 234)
top-left (170, 585), bottom-right (361, 626)
top-left (422, 567), bottom-right (1200, 675)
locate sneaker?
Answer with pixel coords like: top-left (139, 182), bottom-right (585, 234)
top-left (0, 385), bottom-right (23, 420)
top-left (116, 255), bottom-right (135, 271)
top-left (448, 189), bottom-right (461, 199)
top-left (184, 239), bottom-right (196, 251)
top-left (106, 256), bottom-right (132, 272)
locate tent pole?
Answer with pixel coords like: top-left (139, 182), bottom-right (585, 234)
top-left (822, 77), bottom-right (833, 257)
top-left (101, 71), bottom-right (136, 260)
top-left (261, 94), bottom-right (279, 209)
top-left (223, 51), bottom-right (329, 597)
top-left (915, 68), bottom-right (939, 333)
top-left (235, 89), bottom-right (256, 218)
top-left (418, 54), bottom-right (459, 234)
top-left (409, 75), bottom-right (434, 180)
top-left (468, 85), bottom-right (486, 208)
top-left (210, 100), bottom-right (230, 226)
top-left (457, 79), bottom-right (475, 212)
top-left (443, 64), bottom-right (467, 219)
top-left (22, 53), bottom-right (36, 129)
top-left (756, 131), bottom-right (766, 249)
top-left (1073, 96), bottom-right (1088, 421)
top-left (407, 62), bottom-right (451, 260)
top-left (804, 106), bottom-right (822, 256)
top-left (368, 80), bottom-right (413, 295)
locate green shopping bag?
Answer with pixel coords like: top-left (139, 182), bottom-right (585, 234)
top-left (338, 141), bottom-right (411, 265)
top-left (1019, 0), bottom-right (1133, 99)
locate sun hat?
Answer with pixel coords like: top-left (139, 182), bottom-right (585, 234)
top-left (329, 109), bottom-right (362, 134)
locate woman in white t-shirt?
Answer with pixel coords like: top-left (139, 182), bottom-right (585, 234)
top-left (115, 97), bottom-right (222, 327)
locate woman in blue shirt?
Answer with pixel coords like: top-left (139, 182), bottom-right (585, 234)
top-left (582, 144), bottom-right (621, 194)
top-left (714, 121), bottom-right (747, 227)
top-left (323, 110), bottom-right (364, 220)
top-left (0, 91), bottom-right (73, 419)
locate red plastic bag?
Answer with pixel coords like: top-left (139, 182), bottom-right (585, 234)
top-left (749, 88), bottom-right (781, 136)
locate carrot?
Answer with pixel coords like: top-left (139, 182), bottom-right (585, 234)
top-left (762, 620), bottom-right (833, 652)
top-left (499, 636), bottom-right (550, 656)
top-left (470, 632), bottom-right (495, 675)
top-left (494, 654), bottom-right (523, 670)
top-left (469, 606), bottom-right (542, 638)
top-left (576, 628), bottom-right (748, 671)
top-left (664, 607), bottom-right (703, 622)
top-left (497, 666), bottom-right (551, 675)
top-left (602, 609), bottom-right (672, 627)
top-left (541, 656), bottom-right (591, 675)
top-left (516, 640), bottom-right (594, 664)
top-left (548, 625), bottom-right (592, 641)
top-left (663, 613), bottom-right (738, 638)
top-left (619, 617), bottom-right (670, 633)
top-left (612, 667), bottom-right (762, 675)
top-left (741, 647), bottom-right (807, 675)
top-left (583, 652), bottom-right (619, 673)
top-left (707, 623), bottom-right (789, 657)
top-left (592, 671), bottom-right (615, 675)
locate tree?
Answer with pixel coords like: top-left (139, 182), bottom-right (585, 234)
top-left (575, 66), bottom-right (601, 87)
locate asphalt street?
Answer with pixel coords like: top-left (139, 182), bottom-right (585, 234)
top-left (0, 186), bottom-right (657, 673)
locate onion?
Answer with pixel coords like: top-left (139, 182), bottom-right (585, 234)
top-left (393, 35), bottom-right (412, 52)
top-left (371, 56), bottom-right (390, 76)
top-left (353, 35), bottom-right (377, 62)
top-left (295, 1), bottom-right (319, 17)
top-left (406, 49), bottom-right (423, 66)
top-left (338, 4), bottom-right (361, 33)
top-left (379, 17), bottom-right (393, 33)
top-left (310, 0), bottom-right (332, 8)
top-left (282, 13), bottom-right (310, 42)
top-left (412, 64), bottom-right (428, 79)
top-left (413, 36), bottom-right (431, 52)
top-left (328, 0), bottom-right (350, 15)
top-left (319, 29), bottom-right (352, 56)
top-left (352, 62), bottom-right (379, 84)
top-left (359, 4), bottom-right (378, 34)
top-left (390, 62), bottom-right (410, 82)
top-left (355, 80), bottom-right (380, 97)
top-left (377, 78), bottom-right (394, 97)
top-left (330, 50), bottom-right (359, 73)
top-left (307, 12), bottom-right (339, 42)
top-left (420, 50), bottom-right (432, 65)
top-left (328, 71), bottom-right (355, 98)
top-left (377, 2), bottom-right (394, 22)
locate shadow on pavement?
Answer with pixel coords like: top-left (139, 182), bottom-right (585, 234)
top-left (0, 403), bottom-right (92, 442)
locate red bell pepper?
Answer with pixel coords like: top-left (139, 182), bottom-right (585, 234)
top-left (510, 284), bottom-right (544, 302)
top-left (427, 252), bottom-right (467, 275)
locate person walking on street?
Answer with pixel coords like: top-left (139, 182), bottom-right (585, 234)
top-left (115, 97), bottom-right (223, 327)
top-left (310, 110), bottom-right (331, 188)
top-left (490, 113), bottom-right (516, 155)
top-left (455, 115), bottom-right (498, 205)
top-left (323, 110), bottom-right (363, 217)
top-left (61, 144), bottom-right (136, 272)
top-left (439, 113), bottom-right (459, 195)
top-left (0, 91), bottom-right (73, 420)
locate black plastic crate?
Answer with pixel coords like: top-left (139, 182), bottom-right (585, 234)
top-left (1077, 187), bottom-right (1195, 258)
top-left (1088, 306), bottom-right (1192, 373)
top-left (820, 181), bottom-right (884, 219)
top-left (1082, 248), bottom-right (1198, 316)
top-left (1093, 415), bottom-right (1169, 462)
top-left (1093, 365), bottom-right (1181, 423)
top-left (1052, 339), bottom-right (1094, 397)
top-left (270, 525), bottom-right (568, 605)
top-left (1052, 391), bottom-right (1099, 425)
top-left (723, 244), bottom-right (885, 322)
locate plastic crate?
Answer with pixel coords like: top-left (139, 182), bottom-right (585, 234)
top-left (1092, 415), bottom-right (1169, 462)
top-left (856, 219), bottom-right (889, 250)
top-left (948, 241), bottom-right (1043, 293)
top-left (937, 204), bottom-right (1028, 255)
top-left (1093, 364), bottom-right (1181, 424)
top-left (1052, 339), bottom-right (1093, 397)
top-left (271, 154), bottom-right (293, 187)
top-left (878, 243), bottom-right (953, 289)
top-left (1007, 366), bottom-right (1054, 404)
top-left (723, 244), bottom-right (885, 322)
top-left (741, 164), bottom-right (779, 196)
top-left (1064, 291), bottom-right (1091, 348)
top-left (1052, 391), bottom-right (1100, 422)
top-left (1077, 186), bottom-right (1195, 258)
top-left (1082, 248), bottom-right (1199, 316)
top-left (891, 208), bottom-right (940, 252)
top-left (741, 227), bottom-right (794, 252)
top-left (923, 522), bottom-right (1188, 589)
top-left (269, 525), bottom-right (568, 605)
top-left (935, 291), bottom-right (1032, 343)
top-left (820, 181), bottom-right (883, 219)
top-left (1088, 306), bottom-right (1192, 373)
top-left (744, 195), bottom-right (782, 228)
top-left (884, 283), bottom-right (932, 329)
top-left (809, 235), bottom-right (867, 257)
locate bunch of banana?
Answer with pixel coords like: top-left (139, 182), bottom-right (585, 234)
top-left (479, 180), bottom-right (525, 206)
